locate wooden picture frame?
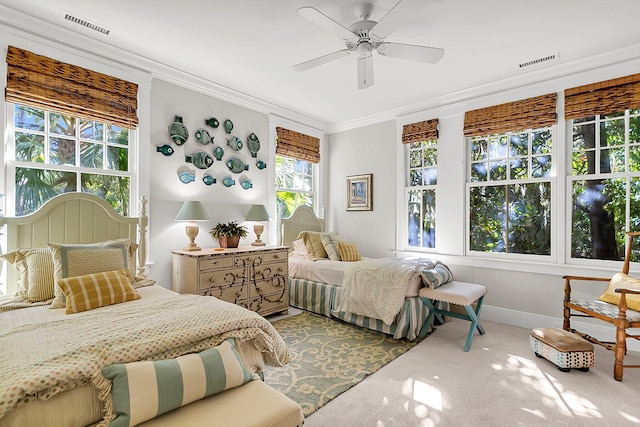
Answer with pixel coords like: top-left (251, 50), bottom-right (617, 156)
top-left (346, 174), bottom-right (373, 211)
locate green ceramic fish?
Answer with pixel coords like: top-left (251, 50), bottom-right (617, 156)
top-left (185, 150), bottom-right (214, 169)
top-left (156, 144), bottom-right (174, 156)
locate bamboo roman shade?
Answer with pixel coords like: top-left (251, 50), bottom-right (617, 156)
top-left (463, 93), bottom-right (557, 137)
top-left (565, 73), bottom-right (640, 120)
top-left (402, 118), bottom-right (438, 144)
top-left (275, 126), bottom-right (320, 163)
top-left (5, 46), bottom-right (139, 129)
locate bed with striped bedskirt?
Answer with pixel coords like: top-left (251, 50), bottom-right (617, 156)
top-left (288, 277), bottom-right (430, 341)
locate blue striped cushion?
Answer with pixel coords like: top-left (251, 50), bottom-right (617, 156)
top-left (418, 262), bottom-right (453, 289)
top-left (101, 338), bottom-right (254, 426)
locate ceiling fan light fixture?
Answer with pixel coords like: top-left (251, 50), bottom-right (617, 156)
top-left (357, 41), bottom-right (373, 58)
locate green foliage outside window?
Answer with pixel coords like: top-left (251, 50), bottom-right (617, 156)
top-left (11, 105), bottom-right (131, 216)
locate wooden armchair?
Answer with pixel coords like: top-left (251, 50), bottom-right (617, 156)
top-left (563, 231), bottom-right (640, 381)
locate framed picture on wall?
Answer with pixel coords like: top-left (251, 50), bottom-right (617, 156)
top-left (346, 174), bottom-right (373, 211)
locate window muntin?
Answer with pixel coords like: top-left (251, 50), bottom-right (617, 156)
top-left (468, 127), bottom-right (553, 255)
top-left (275, 154), bottom-right (315, 218)
top-left (406, 139), bottom-right (437, 249)
top-left (9, 104), bottom-right (132, 216)
top-left (570, 109), bottom-right (640, 262)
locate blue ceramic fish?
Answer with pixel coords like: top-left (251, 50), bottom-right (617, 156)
top-left (203, 174), bottom-right (216, 185)
top-left (240, 179), bottom-right (253, 190)
top-left (185, 151), bottom-right (214, 170)
top-left (256, 160), bottom-right (267, 170)
top-left (226, 156), bottom-right (249, 173)
top-left (222, 176), bottom-right (236, 187)
top-left (205, 117), bottom-right (219, 128)
top-left (156, 144), bottom-right (174, 157)
top-left (224, 119), bottom-right (234, 134)
top-left (169, 115), bottom-right (188, 145)
top-left (178, 171), bottom-right (195, 184)
top-left (247, 133), bottom-right (260, 158)
top-left (226, 136), bottom-right (243, 151)
top-left (213, 146), bottom-right (224, 161)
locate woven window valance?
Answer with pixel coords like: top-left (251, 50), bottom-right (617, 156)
top-left (5, 46), bottom-right (139, 129)
top-left (402, 118), bottom-right (438, 144)
top-left (463, 93), bottom-right (557, 137)
top-left (276, 127), bottom-right (320, 163)
top-left (565, 73), bottom-right (640, 120)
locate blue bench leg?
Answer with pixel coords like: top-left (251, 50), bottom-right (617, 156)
top-left (462, 295), bottom-right (486, 352)
top-left (418, 298), bottom-right (436, 339)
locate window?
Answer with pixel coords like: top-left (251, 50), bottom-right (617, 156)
top-left (8, 104), bottom-right (133, 216)
top-left (468, 127), bottom-right (553, 255)
top-left (406, 139), bottom-right (437, 248)
top-left (275, 154), bottom-right (315, 218)
top-left (569, 109), bottom-right (640, 261)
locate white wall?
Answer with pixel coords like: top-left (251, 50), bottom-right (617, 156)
top-left (326, 121), bottom-right (397, 258)
top-left (148, 79), bottom-right (271, 286)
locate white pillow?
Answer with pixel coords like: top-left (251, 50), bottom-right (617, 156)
top-left (290, 239), bottom-right (309, 258)
top-left (321, 234), bottom-right (347, 261)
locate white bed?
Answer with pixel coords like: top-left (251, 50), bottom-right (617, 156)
top-left (0, 193), bottom-right (290, 427)
top-left (281, 206), bottom-right (451, 341)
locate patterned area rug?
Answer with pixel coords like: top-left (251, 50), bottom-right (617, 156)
top-left (264, 311), bottom-right (423, 417)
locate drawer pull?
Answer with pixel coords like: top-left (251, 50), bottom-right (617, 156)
top-left (208, 278), bottom-right (216, 284)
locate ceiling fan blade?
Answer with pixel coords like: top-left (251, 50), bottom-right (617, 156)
top-left (370, 0), bottom-right (431, 40)
top-left (357, 55), bottom-right (374, 89)
top-left (292, 49), bottom-right (352, 72)
top-left (297, 7), bottom-right (358, 42)
top-left (377, 42), bottom-right (444, 64)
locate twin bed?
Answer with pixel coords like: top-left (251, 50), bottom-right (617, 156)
top-left (0, 193), bottom-right (290, 427)
top-left (281, 205), bottom-right (452, 341)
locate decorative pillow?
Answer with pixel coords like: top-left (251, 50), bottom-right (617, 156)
top-left (49, 239), bottom-right (138, 309)
top-left (290, 239), bottom-right (310, 258)
top-left (297, 231), bottom-right (335, 259)
top-left (1, 248), bottom-right (55, 302)
top-left (58, 269), bottom-right (140, 314)
top-left (99, 339), bottom-right (254, 426)
top-left (418, 262), bottom-right (454, 289)
top-left (321, 234), bottom-right (347, 261)
top-left (337, 242), bottom-right (361, 262)
top-left (599, 272), bottom-right (640, 312)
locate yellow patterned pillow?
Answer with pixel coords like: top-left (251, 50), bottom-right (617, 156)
top-left (58, 269), bottom-right (140, 314)
top-left (337, 242), bottom-right (361, 262)
top-left (49, 239), bottom-right (138, 309)
top-left (1, 248), bottom-right (55, 302)
top-left (599, 272), bottom-right (640, 312)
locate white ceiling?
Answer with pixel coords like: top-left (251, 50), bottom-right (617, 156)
top-left (2, 0), bottom-right (640, 130)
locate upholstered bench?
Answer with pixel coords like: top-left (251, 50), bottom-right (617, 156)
top-left (530, 327), bottom-right (594, 372)
top-left (139, 380), bottom-right (304, 427)
top-left (418, 281), bottom-right (487, 351)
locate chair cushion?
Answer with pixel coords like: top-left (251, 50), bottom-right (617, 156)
top-left (570, 299), bottom-right (640, 322)
top-left (599, 272), bottom-right (640, 312)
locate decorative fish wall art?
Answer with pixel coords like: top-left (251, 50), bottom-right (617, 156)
top-left (185, 151), bottom-right (214, 169)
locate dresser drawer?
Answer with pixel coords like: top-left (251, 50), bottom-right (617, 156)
top-left (234, 254), bottom-right (263, 268)
top-left (249, 274), bottom-right (287, 298)
top-left (199, 267), bottom-right (245, 288)
top-left (199, 257), bottom-right (234, 271)
top-left (262, 250), bottom-right (287, 264)
top-left (246, 294), bottom-right (289, 316)
top-left (253, 261), bottom-right (287, 282)
top-left (201, 283), bottom-right (248, 303)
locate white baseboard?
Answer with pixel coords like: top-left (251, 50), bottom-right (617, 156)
top-left (481, 304), bottom-right (640, 353)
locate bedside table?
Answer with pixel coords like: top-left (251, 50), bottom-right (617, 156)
top-left (171, 246), bottom-right (289, 316)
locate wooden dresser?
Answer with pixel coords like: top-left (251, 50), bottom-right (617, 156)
top-left (171, 246), bottom-right (289, 316)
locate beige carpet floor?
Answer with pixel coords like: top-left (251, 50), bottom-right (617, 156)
top-left (273, 311), bottom-right (640, 426)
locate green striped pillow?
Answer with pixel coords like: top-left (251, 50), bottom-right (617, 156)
top-left (101, 339), bottom-right (254, 426)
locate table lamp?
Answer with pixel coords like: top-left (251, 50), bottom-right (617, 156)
top-left (245, 204), bottom-right (271, 246)
top-left (175, 200), bottom-right (210, 251)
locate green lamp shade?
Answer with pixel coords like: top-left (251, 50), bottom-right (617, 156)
top-left (245, 204), bottom-right (271, 222)
top-left (175, 200), bottom-right (210, 221)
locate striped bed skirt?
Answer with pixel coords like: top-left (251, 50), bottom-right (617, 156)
top-left (288, 277), bottom-right (430, 341)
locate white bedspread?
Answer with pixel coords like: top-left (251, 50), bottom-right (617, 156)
top-left (337, 257), bottom-right (451, 325)
top-left (288, 255), bottom-right (424, 297)
top-left (0, 286), bottom-right (290, 423)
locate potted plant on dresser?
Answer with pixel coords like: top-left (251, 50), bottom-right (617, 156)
top-left (209, 221), bottom-right (248, 248)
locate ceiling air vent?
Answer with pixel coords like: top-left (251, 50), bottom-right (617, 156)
top-left (517, 53), bottom-right (557, 69)
top-left (62, 11), bottom-right (111, 35)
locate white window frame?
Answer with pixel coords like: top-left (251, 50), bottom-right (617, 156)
top-left (465, 126), bottom-right (557, 262)
top-left (5, 103), bottom-right (139, 217)
top-left (566, 109), bottom-right (640, 267)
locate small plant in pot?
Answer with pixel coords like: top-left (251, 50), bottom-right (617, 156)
top-left (209, 221), bottom-right (248, 249)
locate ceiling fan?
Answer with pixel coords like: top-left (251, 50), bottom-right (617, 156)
top-left (292, 0), bottom-right (444, 89)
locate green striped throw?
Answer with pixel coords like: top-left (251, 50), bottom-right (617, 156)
top-left (101, 338), bottom-right (254, 426)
